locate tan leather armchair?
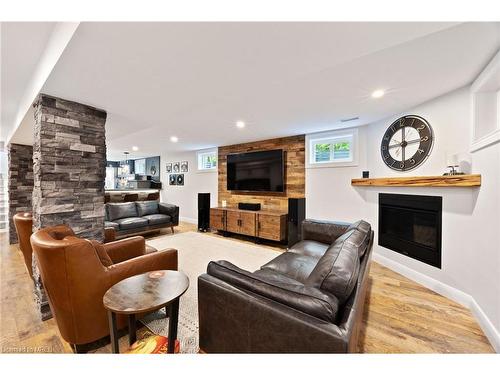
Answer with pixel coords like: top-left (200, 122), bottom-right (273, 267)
top-left (13, 212), bottom-right (34, 279)
top-left (30, 225), bottom-right (178, 349)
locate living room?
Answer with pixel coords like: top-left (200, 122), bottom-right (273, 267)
top-left (1, 2), bottom-right (500, 373)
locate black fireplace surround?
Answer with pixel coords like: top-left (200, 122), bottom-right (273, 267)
top-left (379, 193), bottom-right (442, 268)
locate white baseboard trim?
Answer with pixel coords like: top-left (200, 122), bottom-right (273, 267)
top-left (469, 298), bottom-right (500, 353)
top-left (179, 216), bottom-right (197, 224)
top-left (372, 252), bottom-right (500, 353)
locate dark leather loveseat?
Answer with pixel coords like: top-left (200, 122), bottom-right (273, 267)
top-left (105, 201), bottom-right (179, 239)
top-left (198, 219), bottom-right (373, 353)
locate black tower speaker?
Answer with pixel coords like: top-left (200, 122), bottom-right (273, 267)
top-left (288, 197), bottom-right (305, 247)
top-left (198, 193), bottom-right (211, 232)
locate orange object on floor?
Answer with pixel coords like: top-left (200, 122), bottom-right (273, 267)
top-left (125, 334), bottom-right (180, 354)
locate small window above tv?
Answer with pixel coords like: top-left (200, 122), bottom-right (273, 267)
top-left (227, 149), bottom-right (284, 193)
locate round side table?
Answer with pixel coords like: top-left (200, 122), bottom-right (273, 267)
top-left (103, 270), bottom-right (189, 354)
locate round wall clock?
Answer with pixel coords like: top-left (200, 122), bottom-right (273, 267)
top-left (380, 115), bottom-right (434, 171)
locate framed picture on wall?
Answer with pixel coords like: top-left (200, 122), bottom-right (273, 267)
top-left (180, 161), bottom-right (188, 172)
top-left (166, 163), bottom-right (172, 173)
top-left (173, 162), bottom-right (180, 173)
top-left (176, 174), bottom-right (184, 185)
top-left (169, 174), bottom-right (177, 185)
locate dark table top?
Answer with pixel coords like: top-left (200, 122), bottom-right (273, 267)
top-left (103, 270), bottom-right (189, 314)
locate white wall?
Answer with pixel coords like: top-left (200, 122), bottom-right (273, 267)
top-left (160, 150), bottom-right (218, 223)
top-left (306, 86), bottom-right (500, 350)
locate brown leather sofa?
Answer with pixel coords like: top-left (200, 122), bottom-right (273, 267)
top-left (198, 219), bottom-right (373, 353)
top-left (30, 225), bottom-right (178, 351)
top-left (13, 212), bottom-right (34, 279)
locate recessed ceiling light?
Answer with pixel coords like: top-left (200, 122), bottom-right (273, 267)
top-left (371, 89), bottom-right (385, 99)
top-left (236, 121), bottom-right (245, 129)
top-left (132, 146), bottom-right (139, 151)
top-left (170, 136), bottom-right (178, 143)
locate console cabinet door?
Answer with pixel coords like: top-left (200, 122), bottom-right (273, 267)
top-left (226, 210), bottom-right (241, 234)
top-left (258, 214), bottom-right (286, 241)
top-left (239, 211), bottom-right (256, 237)
top-left (210, 208), bottom-right (225, 231)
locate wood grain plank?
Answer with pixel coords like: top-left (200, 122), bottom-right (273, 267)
top-left (351, 174), bottom-right (481, 187)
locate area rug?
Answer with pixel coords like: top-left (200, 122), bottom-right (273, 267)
top-left (140, 231), bottom-right (281, 353)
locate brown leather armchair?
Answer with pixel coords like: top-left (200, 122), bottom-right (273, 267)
top-left (30, 225), bottom-right (178, 349)
top-left (13, 212), bottom-right (34, 279)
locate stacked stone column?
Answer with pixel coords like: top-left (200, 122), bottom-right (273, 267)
top-left (7, 144), bottom-right (34, 244)
top-left (32, 94), bottom-right (107, 240)
top-left (32, 93), bottom-right (107, 319)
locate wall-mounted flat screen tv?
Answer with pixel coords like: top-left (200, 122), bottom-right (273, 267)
top-left (227, 149), bottom-right (284, 192)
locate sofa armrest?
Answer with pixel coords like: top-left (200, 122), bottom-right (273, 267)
top-left (159, 203), bottom-right (179, 226)
top-left (103, 236), bottom-right (146, 264)
top-left (198, 273), bottom-right (347, 353)
top-left (107, 249), bottom-right (178, 286)
top-left (207, 261), bottom-right (339, 323)
top-left (301, 219), bottom-right (351, 244)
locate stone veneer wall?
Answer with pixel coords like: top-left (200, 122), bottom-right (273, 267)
top-left (32, 94), bottom-right (107, 242)
top-left (7, 143), bottom-right (34, 244)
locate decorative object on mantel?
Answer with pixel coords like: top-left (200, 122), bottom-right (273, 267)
top-left (362, 171), bottom-right (369, 178)
top-left (173, 162), bottom-right (180, 173)
top-left (351, 174), bottom-right (481, 187)
top-left (380, 115), bottom-right (434, 172)
top-left (166, 163), bottom-right (172, 173)
top-left (443, 152), bottom-right (471, 175)
top-left (180, 161), bottom-right (188, 173)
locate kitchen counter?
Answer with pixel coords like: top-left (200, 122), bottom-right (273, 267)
top-left (105, 189), bottom-right (160, 203)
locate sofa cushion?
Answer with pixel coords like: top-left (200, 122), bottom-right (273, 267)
top-left (143, 214), bottom-right (171, 225)
top-left (89, 240), bottom-right (113, 267)
top-left (347, 220), bottom-right (372, 257)
top-left (104, 221), bottom-right (119, 230)
top-left (253, 268), bottom-right (304, 286)
top-left (114, 217), bottom-right (148, 230)
top-left (136, 201), bottom-right (159, 217)
top-left (208, 260), bottom-right (340, 323)
top-left (260, 252), bottom-right (318, 283)
top-left (107, 202), bottom-right (138, 221)
top-left (306, 230), bottom-right (360, 304)
top-left (301, 220), bottom-right (351, 244)
top-left (288, 240), bottom-right (329, 259)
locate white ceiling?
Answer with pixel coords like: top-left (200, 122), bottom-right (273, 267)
top-left (3, 22), bottom-right (500, 160)
top-left (1, 22), bottom-right (56, 140)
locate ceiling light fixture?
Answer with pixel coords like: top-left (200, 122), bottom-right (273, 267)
top-left (371, 89), bottom-right (385, 99)
top-left (236, 121), bottom-right (245, 128)
top-left (340, 116), bottom-right (359, 123)
top-left (170, 136), bottom-right (179, 143)
top-left (132, 146), bottom-right (139, 151)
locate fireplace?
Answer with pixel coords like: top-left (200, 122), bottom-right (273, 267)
top-left (379, 193), bottom-right (442, 268)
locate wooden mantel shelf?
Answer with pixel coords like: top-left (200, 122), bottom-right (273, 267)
top-left (351, 174), bottom-right (481, 187)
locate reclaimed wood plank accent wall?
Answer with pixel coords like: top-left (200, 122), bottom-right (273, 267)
top-left (218, 135), bottom-right (305, 212)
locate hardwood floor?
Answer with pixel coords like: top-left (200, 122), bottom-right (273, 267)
top-left (0, 222), bottom-right (494, 353)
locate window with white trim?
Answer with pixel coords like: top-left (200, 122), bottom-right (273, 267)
top-left (306, 129), bottom-right (358, 168)
top-left (197, 149), bottom-right (217, 171)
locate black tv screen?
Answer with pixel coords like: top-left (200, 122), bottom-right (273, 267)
top-left (227, 149), bottom-right (284, 192)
